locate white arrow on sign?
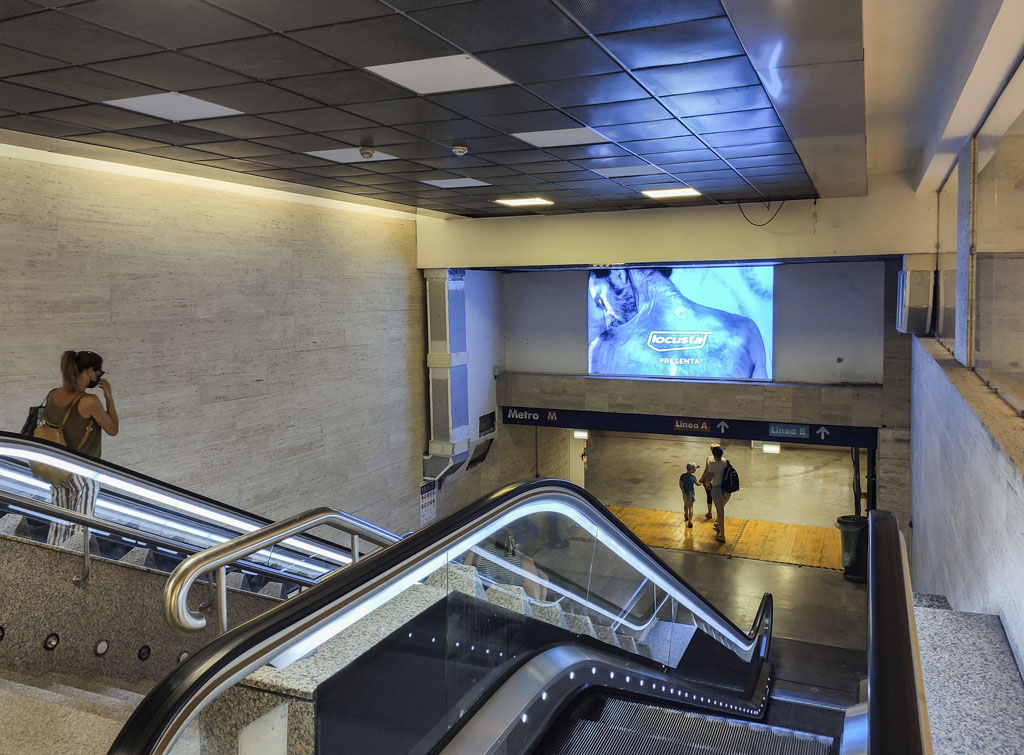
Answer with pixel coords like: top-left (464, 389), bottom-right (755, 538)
top-left (816, 426), bottom-right (830, 440)
top-left (716, 420), bottom-right (729, 434)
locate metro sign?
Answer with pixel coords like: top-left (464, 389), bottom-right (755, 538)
top-left (673, 417), bottom-right (711, 433)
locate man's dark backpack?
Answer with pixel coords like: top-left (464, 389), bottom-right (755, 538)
top-left (722, 461), bottom-right (740, 494)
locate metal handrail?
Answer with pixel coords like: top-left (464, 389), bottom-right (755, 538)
top-left (0, 488), bottom-right (323, 590)
top-left (165, 507), bottom-right (401, 633)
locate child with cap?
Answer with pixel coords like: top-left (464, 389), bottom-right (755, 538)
top-left (678, 463), bottom-right (699, 528)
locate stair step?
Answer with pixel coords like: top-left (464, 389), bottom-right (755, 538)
top-left (0, 683), bottom-right (127, 755)
top-left (0, 675), bottom-right (135, 722)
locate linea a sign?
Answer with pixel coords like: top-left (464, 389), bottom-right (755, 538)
top-left (673, 417), bottom-right (711, 433)
top-left (768, 422), bottom-right (810, 440)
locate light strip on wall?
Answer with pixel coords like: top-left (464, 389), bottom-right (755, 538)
top-left (0, 142), bottom-right (420, 222)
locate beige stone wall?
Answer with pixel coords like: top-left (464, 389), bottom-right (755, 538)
top-left (0, 155), bottom-right (427, 534)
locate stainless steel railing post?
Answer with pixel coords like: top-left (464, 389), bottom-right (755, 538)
top-left (73, 525), bottom-right (91, 585)
top-left (217, 566), bottom-right (229, 634)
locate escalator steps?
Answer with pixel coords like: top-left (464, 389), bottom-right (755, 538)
top-left (550, 698), bottom-right (833, 754)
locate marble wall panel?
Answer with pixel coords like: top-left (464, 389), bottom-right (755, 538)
top-left (0, 155), bottom-right (427, 533)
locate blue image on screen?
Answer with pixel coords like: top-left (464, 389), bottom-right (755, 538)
top-left (587, 265), bottom-right (773, 380)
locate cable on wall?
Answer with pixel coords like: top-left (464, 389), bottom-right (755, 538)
top-left (737, 200), bottom-right (786, 227)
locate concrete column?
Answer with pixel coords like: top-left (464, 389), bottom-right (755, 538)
top-left (954, 137), bottom-right (977, 366)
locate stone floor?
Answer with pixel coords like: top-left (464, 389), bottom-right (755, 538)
top-left (585, 432), bottom-right (864, 530)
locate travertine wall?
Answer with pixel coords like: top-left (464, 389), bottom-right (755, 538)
top-left (911, 337), bottom-right (1024, 670)
top-left (0, 154), bottom-right (427, 534)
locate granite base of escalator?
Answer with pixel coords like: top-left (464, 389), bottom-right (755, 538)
top-left (0, 532), bottom-right (281, 687)
top-left (913, 598), bottom-right (1024, 754)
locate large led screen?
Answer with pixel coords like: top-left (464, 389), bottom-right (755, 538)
top-left (587, 265), bottom-right (773, 380)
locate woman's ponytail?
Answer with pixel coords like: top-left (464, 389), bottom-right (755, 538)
top-left (60, 350), bottom-right (79, 390)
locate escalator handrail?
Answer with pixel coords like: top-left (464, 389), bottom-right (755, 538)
top-left (166, 506), bottom-right (401, 631)
top-left (0, 431), bottom-right (398, 561)
top-left (0, 487), bottom-right (320, 587)
top-left (867, 510), bottom-right (931, 755)
top-left (108, 478), bottom-right (772, 755)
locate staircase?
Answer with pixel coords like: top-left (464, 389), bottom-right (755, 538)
top-left (0, 670), bottom-right (152, 755)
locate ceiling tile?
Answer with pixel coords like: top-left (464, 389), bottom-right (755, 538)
top-left (40, 103), bottom-right (163, 129)
top-left (0, 0), bottom-right (37, 20)
top-left (301, 164), bottom-right (374, 178)
top-left (599, 17), bottom-right (741, 69)
top-left (64, 0), bottom-right (263, 48)
top-left (529, 73), bottom-right (647, 107)
top-left (682, 107), bottom-right (781, 134)
top-left (449, 135), bottom-right (529, 153)
top-left (0, 81), bottom-right (82, 112)
top-left (291, 15), bottom-right (456, 68)
top-left (449, 164), bottom-right (521, 178)
top-left (89, 53), bottom-right (248, 91)
top-left (184, 35), bottom-right (347, 80)
top-left (661, 84), bottom-right (772, 118)
top-left (633, 56), bottom-right (759, 96)
top-left (556, 0), bottom-right (724, 34)
top-left (481, 110), bottom-right (581, 132)
top-left (621, 136), bottom-right (710, 154)
top-left (740, 165), bottom-right (807, 177)
top-left (416, 155), bottom-right (493, 169)
top-left (596, 119), bottom-right (693, 142)
top-left (646, 153), bottom-right (725, 168)
top-left (554, 178), bottom-right (617, 191)
top-left (728, 154), bottom-right (802, 169)
top-left (137, 144), bottom-right (221, 161)
top-left (703, 126), bottom-right (789, 147)
top-left (341, 172), bottom-right (406, 185)
top-left (261, 107), bottom-right (375, 133)
top-left (249, 153), bottom-right (334, 169)
top-left (274, 69), bottom-right (411, 104)
top-left (513, 161), bottom-right (583, 174)
top-left (246, 168), bottom-right (315, 180)
top-left (323, 125), bottom-right (422, 146)
top-left (565, 99), bottom-right (670, 128)
top-left (474, 149), bottom-right (551, 164)
top-left (343, 96), bottom-right (459, 124)
top-left (428, 85), bottom-right (548, 117)
top-left (185, 115), bottom-right (302, 139)
top-left (410, 0), bottom-right (583, 52)
top-left (398, 119), bottom-right (499, 141)
top-left (118, 123), bottom-right (233, 145)
top-left (189, 139), bottom-right (284, 158)
top-left (185, 82), bottom-right (321, 113)
top-left (592, 165), bottom-right (662, 178)
top-left (9, 66), bottom-right (160, 101)
top-left (0, 12), bottom-right (159, 63)
top-left (716, 141), bottom-right (795, 158)
top-left (478, 38), bottom-right (619, 84)
top-left (199, 157), bottom-right (274, 172)
top-left (0, 43), bottom-right (64, 77)
top-left (670, 168), bottom-right (738, 181)
top-left (360, 159), bottom-right (433, 173)
top-left (0, 112), bottom-right (94, 136)
top-left (68, 131), bottom-right (165, 150)
top-left (381, 141), bottom-right (457, 159)
top-left (545, 143), bottom-right (630, 159)
top-left (570, 156), bottom-right (649, 171)
top-left (251, 133), bottom-right (347, 151)
top-left (204, 0), bottom-right (390, 31)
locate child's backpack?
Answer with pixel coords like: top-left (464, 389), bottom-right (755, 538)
top-left (722, 461), bottom-right (740, 494)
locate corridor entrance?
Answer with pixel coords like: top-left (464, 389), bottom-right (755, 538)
top-left (583, 432), bottom-right (869, 570)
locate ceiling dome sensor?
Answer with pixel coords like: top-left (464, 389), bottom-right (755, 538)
top-left (358, 146), bottom-right (375, 159)
top-left (451, 144), bottom-right (469, 156)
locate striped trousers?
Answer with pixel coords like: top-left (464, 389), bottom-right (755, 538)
top-left (46, 475), bottom-right (100, 547)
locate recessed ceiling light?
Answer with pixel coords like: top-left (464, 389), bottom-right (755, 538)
top-left (641, 187), bottom-right (702, 198)
top-left (494, 197), bottom-right (553, 207)
top-left (366, 54), bottom-right (512, 94)
top-left (306, 148), bottom-right (397, 163)
top-left (104, 93), bottom-right (242, 121)
top-left (511, 127), bottom-right (608, 148)
top-left (421, 178), bottom-right (490, 188)
top-left (594, 165), bottom-right (664, 178)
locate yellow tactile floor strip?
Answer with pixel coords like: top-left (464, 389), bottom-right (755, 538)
top-left (607, 505), bottom-right (843, 570)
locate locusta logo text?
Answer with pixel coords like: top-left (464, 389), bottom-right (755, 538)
top-left (646, 331), bottom-right (711, 352)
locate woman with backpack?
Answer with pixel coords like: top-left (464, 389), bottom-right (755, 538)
top-left (38, 350), bottom-right (119, 546)
top-left (700, 444), bottom-right (733, 544)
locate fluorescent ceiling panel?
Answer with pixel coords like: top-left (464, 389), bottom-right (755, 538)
top-left (641, 187), bottom-right (702, 198)
top-left (421, 178), bottom-right (490, 188)
top-left (105, 92), bottom-right (242, 121)
top-left (594, 165), bottom-right (664, 178)
top-left (306, 148), bottom-right (397, 163)
top-left (495, 197), bottom-right (553, 206)
top-left (366, 54), bottom-right (512, 94)
top-left (511, 127), bottom-right (609, 147)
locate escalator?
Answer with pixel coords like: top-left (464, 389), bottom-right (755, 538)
top-left (99, 472), bottom-right (928, 754)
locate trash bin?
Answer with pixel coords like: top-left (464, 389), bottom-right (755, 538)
top-left (836, 514), bottom-right (868, 583)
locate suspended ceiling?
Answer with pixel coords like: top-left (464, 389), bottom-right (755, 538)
top-left (0, 0), bottom-right (867, 217)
